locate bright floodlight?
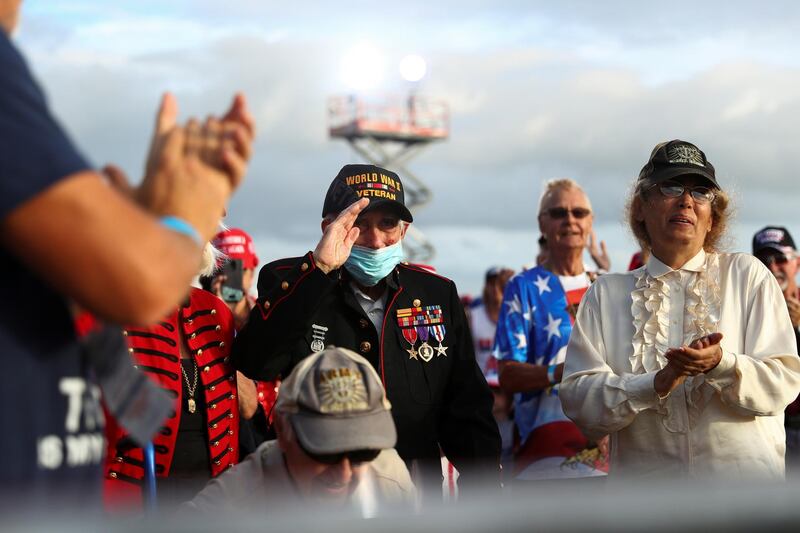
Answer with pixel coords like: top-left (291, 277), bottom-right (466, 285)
top-left (340, 43), bottom-right (385, 91)
top-left (399, 54), bottom-right (427, 82)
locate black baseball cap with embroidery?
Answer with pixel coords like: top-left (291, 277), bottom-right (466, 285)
top-left (322, 164), bottom-right (413, 223)
top-left (752, 226), bottom-right (796, 255)
top-left (638, 139), bottom-right (720, 190)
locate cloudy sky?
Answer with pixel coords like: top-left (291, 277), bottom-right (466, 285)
top-left (16, 1), bottom-right (800, 295)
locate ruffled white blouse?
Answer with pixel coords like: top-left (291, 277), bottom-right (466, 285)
top-left (561, 249), bottom-right (800, 480)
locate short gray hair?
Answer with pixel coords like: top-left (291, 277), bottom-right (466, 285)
top-left (537, 178), bottom-right (591, 215)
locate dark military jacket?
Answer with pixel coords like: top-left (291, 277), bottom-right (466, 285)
top-left (232, 252), bottom-right (500, 490)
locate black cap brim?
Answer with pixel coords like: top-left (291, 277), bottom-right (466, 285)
top-left (753, 243), bottom-right (794, 255)
top-left (362, 199), bottom-right (414, 223)
top-left (640, 166), bottom-right (719, 190)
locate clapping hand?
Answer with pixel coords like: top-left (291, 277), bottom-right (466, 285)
top-left (114, 92), bottom-right (255, 241)
top-left (664, 332), bottom-right (724, 375)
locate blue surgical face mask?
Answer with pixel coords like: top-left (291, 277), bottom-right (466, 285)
top-left (344, 242), bottom-right (404, 287)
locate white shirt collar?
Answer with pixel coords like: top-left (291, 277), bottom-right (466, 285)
top-left (646, 248), bottom-right (707, 278)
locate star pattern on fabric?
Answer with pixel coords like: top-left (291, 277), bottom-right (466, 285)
top-left (514, 332), bottom-right (528, 349)
top-left (506, 294), bottom-right (523, 316)
top-left (492, 346), bottom-right (507, 359)
top-left (534, 275), bottom-right (552, 295)
top-left (523, 304), bottom-right (536, 322)
top-left (544, 313), bottom-right (562, 341)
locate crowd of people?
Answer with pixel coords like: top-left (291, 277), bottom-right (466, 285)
top-left (3, 0), bottom-right (800, 523)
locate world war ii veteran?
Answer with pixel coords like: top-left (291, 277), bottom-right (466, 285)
top-left (232, 164), bottom-right (500, 498)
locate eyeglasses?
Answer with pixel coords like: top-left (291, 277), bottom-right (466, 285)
top-left (757, 253), bottom-right (793, 268)
top-left (542, 207), bottom-right (592, 219)
top-left (653, 181), bottom-right (716, 204)
top-left (298, 441), bottom-right (381, 465)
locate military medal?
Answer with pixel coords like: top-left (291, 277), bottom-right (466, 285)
top-left (311, 324), bottom-right (328, 353)
top-left (397, 305), bottom-right (445, 363)
top-left (402, 327), bottom-right (419, 360)
top-left (431, 324), bottom-right (448, 357)
top-left (417, 326), bottom-right (434, 362)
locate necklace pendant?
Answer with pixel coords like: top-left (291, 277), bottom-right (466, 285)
top-left (187, 397), bottom-right (197, 414)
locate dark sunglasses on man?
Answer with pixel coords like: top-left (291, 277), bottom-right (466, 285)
top-left (756, 252), bottom-right (794, 268)
top-left (544, 207), bottom-right (592, 219)
top-left (298, 440), bottom-right (381, 465)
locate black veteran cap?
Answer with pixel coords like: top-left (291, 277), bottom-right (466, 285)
top-left (638, 140), bottom-right (719, 190)
top-left (322, 164), bottom-right (413, 223)
top-left (752, 226), bottom-right (796, 255)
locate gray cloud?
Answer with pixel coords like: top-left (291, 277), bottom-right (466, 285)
top-left (18, 1), bottom-right (800, 293)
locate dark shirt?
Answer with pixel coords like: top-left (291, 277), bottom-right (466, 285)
top-left (0, 32), bottom-right (101, 504)
top-left (156, 359), bottom-right (212, 504)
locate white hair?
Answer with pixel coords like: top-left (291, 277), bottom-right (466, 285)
top-left (537, 178), bottom-right (591, 215)
top-left (198, 241), bottom-right (223, 277)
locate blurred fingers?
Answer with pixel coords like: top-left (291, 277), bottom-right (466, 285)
top-left (223, 122), bottom-right (253, 161)
top-left (102, 164), bottom-right (134, 196)
top-left (201, 116), bottom-right (223, 168)
top-left (222, 93), bottom-right (256, 137)
top-left (155, 92), bottom-right (179, 135)
top-left (221, 149), bottom-right (247, 190)
top-left (185, 118), bottom-right (201, 158)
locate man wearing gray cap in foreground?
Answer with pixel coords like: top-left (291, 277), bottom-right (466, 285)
top-left (186, 346), bottom-right (415, 514)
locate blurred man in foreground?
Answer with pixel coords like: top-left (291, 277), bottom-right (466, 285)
top-left (186, 346), bottom-right (415, 515)
top-left (0, 0), bottom-right (253, 505)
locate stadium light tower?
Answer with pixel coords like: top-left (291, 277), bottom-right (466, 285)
top-left (328, 47), bottom-right (448, 263)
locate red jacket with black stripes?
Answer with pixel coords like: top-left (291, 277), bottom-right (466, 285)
top-left (103, 288), bottom-right (239, 506)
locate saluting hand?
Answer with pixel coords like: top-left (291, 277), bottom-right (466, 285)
top-left (313, 198), bottom-right (369, 274)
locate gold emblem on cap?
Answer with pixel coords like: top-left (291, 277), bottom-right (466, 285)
top-left (318, 368), bottom-right (368, 413)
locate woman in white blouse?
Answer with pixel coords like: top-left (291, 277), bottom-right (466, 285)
top-left (560, 139), bottom-right (800, 480)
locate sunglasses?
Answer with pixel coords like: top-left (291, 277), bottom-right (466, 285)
top-left (757, 253), bottom-right (793, 268)
top-left (298, 441), bottom-right (381, 465)
top-left (653, 181), bottom-right (716, 204)
top-left (543, 207), bottom-right (592, 219)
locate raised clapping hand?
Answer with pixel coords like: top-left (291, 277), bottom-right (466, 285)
top-left (107, 92), bottom-right (255, 242)
top-left (313, 198), bottom-right (369, 274)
